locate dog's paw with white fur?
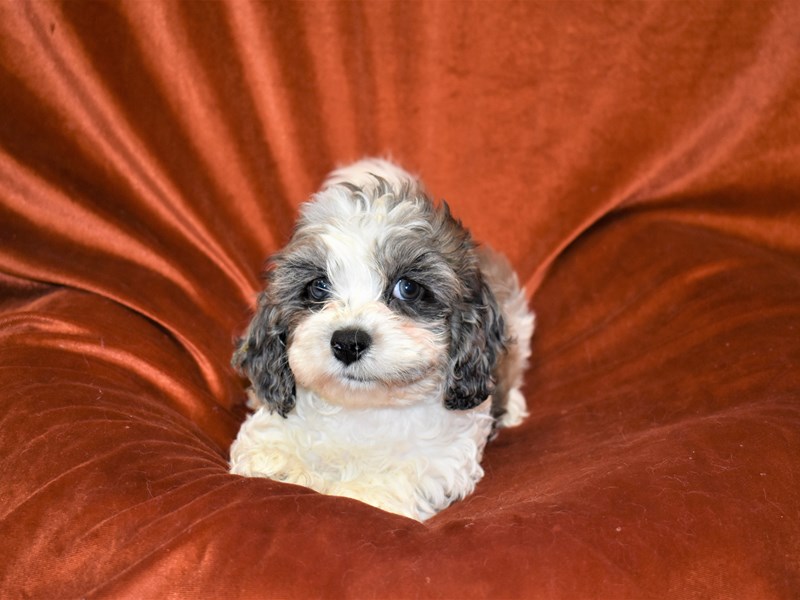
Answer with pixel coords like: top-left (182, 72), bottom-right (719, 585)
top-left (230, 159), bottom-right (534, 520)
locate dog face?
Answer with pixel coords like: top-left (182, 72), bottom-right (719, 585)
top-left (233, 163), bottom-right (506, 416)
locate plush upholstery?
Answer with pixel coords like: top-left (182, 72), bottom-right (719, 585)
top-left (2, 1), bottom-right (799, 597)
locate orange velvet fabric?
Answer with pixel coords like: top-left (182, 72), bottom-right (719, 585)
top-left (2, 1), bottom-right (799, 597)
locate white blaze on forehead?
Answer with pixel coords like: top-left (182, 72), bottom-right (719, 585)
top-left (301, 189), bottom-right (430, 308)
top-left (321, 227), bottom-right (382, 306)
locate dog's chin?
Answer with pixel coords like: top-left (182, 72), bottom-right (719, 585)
top-left (296, 370), bottom-right (445, 410)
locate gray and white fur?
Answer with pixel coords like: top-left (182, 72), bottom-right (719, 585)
top-left (230, 159), bottom-right (534, 520)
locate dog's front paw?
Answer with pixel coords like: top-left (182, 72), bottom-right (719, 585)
top-left (231, 450), bottom-right (327, 490)
top-left (229, 424), bottom-right (327, 490)
top-left (326, 479), bottom-right (425, 520)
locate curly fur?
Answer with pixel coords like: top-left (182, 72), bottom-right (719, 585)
top-left (230, 158), bottom-right (534, 520)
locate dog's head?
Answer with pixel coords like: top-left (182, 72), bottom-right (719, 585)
top-left (233, 159), bottom-right (506, 416)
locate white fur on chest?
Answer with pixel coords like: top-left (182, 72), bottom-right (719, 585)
top-left (230, 387), bottom-right (494, 520)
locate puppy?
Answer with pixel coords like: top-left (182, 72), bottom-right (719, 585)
top-left (230, 159), bottom-right (534, 520)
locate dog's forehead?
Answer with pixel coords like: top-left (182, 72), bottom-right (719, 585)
top-left (302, 185), bottom-right (431, 230)
top-left (298, 188), bottom-right (435, 256)
top-left (279, 183), bottom-right (477, 305)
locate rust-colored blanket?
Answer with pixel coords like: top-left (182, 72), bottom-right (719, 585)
top-left (2, 1), bottom-right (799, 598)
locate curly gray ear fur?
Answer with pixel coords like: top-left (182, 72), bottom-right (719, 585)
top-left (231, 291), bottom-right (296, 417)
top-left (444, 277), bottom-right (507, 411)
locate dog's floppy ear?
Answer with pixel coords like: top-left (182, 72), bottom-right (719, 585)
top-left (444, 276), bottom-right (507, 411)
top-left (232, 290), bottom-right (296, 417)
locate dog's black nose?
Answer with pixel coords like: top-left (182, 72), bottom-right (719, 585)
top-left (330, 328), bottom-right (372, 365)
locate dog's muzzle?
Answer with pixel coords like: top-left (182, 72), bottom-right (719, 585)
top-left (330, 328), bottom-right (372, 365)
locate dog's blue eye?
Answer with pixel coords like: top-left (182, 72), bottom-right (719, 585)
top-left (392, 278), bottom-right (423, 301)
top-left (308, 277), bottom-right (331, 301)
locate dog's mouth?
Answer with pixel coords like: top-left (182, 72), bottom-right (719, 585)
top-left (338, 368), bottom-right (393, 387)
top-left (336, 363), bottom-right (435, 388)
top-left (304, 361), bottom-right (446, 409)
top-left (342, 372), bottom-right (378, 384)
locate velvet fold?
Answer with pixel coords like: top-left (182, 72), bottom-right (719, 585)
top-left (1, 1), bottom-right (799, 597)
